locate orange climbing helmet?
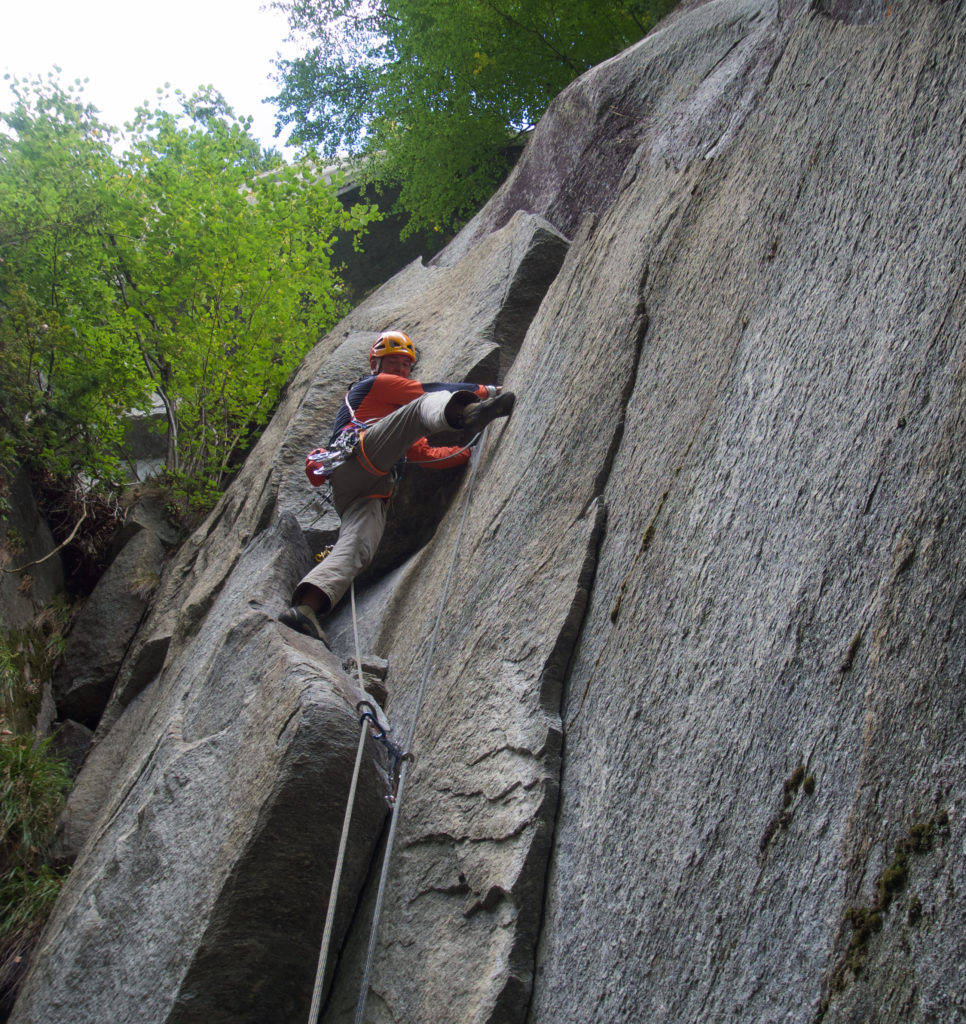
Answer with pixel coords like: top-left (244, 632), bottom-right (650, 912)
top-left (369, 330), bottom-right (416, 364)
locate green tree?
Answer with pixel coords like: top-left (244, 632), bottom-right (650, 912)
top-left (1, 74), bottom-right (376, 511)
top-left (271, 0), bottom-right (678, 234)
top-left (114, 86), bottom-right (376, 508)
top-left (0, 73), bottom-right (152, 484)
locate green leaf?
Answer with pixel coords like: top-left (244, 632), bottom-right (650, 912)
top-left (1, 73), bottom-right (375, 500)
top-left (270, 0), bottom-right (679, 232)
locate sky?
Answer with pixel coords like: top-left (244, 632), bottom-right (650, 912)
top-left (1, 0), bottom-right (304, 157)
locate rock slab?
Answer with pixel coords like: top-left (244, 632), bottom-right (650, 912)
top-left (11, 2), bottom-right (966, 1023)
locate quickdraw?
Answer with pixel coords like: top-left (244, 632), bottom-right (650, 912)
top-left (358, 706), bottom-right (414, 805)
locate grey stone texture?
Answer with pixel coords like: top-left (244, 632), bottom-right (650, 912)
top-left (0, 467), bottom-right (64, 632)
top-left (52, 526), bottom-right (166, 727)
top-left (27, 516), bottom-right (390, 1022)
top-left (11, 1), bottom-right (966, 1022)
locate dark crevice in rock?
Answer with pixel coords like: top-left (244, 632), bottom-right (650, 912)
top-left (96, 632), bottom-right (170, 735)
top-left (588, 286), bottom-right (650, 508)
top-left (275, 701), bottom-right (304, 745)
top-left (488, 225), bottom-right (572, 379)
top-left (252, 470), bottom-right (281, 539)
top-left (493, 779), bottom-right (562, 1024)
top-left (811, 0), bottom-right (888, 25)
top-left (462, 884), bottom-right (509, 917)
top-left (467, 743), bottom-right (547, 768)
top-left (536, 502), bottom-right (607, 716)
top-left (403, 817), bottom-right (532, 850)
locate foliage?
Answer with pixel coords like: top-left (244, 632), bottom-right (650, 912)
top-left (0, 603), bottom-right (70, 735)
top-left (0, 864), bottom-right (64, 940)
top-left (0, 737), bottom-right (71, 1016)
top-left (0, 604), bottom-right (73, 1014)
top-left (0, 737), bottom-right (71, 870)
top-left (0, 73), bottom-right (378, 514)
top-left (114, 87), bottom-right (377, 510)
top-left (271, 0), bottom-right (679, 234)
top-left (0, 75), bottom-right (149, 486)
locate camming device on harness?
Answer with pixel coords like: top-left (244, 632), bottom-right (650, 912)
top-left (304, 392), bottom-right (371, 487)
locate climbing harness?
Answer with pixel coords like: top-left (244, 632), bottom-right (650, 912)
top-left (306, 383), bottom-right (483, 489)
top-left (352, 424), bottom-right (490, 1024)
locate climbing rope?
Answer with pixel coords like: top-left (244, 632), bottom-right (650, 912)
top-left (352, 424), bottom-right (490, 1024)
top-left (350, 577), bottom-right (365, 690)
top-left (306, 700), bottom-right (378, 1024)
top-left (306, 581), bottom-right (380, 1024)
top-left (308, 572), bottom-right (419, 1023)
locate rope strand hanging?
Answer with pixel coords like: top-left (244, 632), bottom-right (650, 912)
top-left (352, 424), bottom-right (490, 1024)
top-left (306, 700), bottom-right (373, 1024)
top-left (307, 582), bottom-right (391, 1024)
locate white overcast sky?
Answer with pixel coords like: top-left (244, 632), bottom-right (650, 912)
top-left (1, 0), bottom-right (304, 157)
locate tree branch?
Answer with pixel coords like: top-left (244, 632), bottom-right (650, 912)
top-left (2, 503), bottom-right (87, 574)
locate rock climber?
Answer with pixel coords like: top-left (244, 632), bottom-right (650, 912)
top-left (279, 330), bottom-right (514, 647)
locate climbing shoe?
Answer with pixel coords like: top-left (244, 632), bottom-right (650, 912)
top-left (279, 605), bottom-right (331, 650)
top-left (457, 391), bottom-right (515, 431)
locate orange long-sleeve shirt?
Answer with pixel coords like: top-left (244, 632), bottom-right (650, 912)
top-left (330, 373), bottom-right (489, 469)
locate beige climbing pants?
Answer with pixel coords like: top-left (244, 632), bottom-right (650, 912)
top-left (292, 390), bottom-right (461, 611)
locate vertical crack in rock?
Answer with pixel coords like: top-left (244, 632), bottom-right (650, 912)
top-left (317, 216), bottom-right (657, 1023)
top-left (525, 286), bottom-right (653, 1023)
top-left (536, 502), bottom-right (608, 716)
top-left (549, 283), bottom-right (652, 715)
top-left (536, 279), bottom-right (652, 725)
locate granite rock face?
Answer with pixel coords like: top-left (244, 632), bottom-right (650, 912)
top-left (27, 517), bottom-right (390, 1022)
top-left (52, 526), bottom-right (166, 727)
top-left (0, 467), bottom-right (64, 632)
top-left (12, 1), bottom-right (966, 1023)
